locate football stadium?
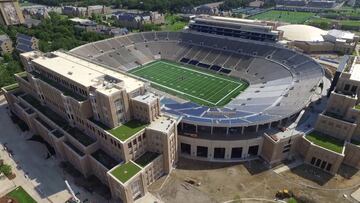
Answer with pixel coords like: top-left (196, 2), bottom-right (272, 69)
top-left (70, 15), bottom-right (324, 162)
top-left (13, 14), bottom-right (360, 202)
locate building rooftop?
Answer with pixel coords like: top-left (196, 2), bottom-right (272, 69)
top-left (30, 51), bottom-right (144, 93)
top-left (65, 141), bottom-right (85, 156)
top-left (108, 120), bottom-right (148, 141)
top-left (111, 161), bottom-right (142, 184)
top-left (350, 64), bottom-right (360, 82)
top-left (327, 29), bottom-right (355, 41)
top-left (21, 94), bottom-right (70, 129)
top-left (66, 127), bottom-right (96, 147)
top-left (148, 116), bottom-right (175, 134)
top-left (30, 71), bottom-right (87, 101)
top-left (92, 149), bottom-right (119, 169)
top-left (305, 131), bottom-right (344, 153)
top-left (134, 151), bottom-right (160, 167)
top-left (277, 24), bottom-right (326, 42)
top-left (132, 93), bottom-right (158, 104)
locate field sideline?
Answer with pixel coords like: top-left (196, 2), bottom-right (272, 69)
top-left (129, 60), bottom-right (248, 107)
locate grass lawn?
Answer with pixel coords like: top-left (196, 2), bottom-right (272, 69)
top-left (108, 120), bottom-right (148, 141)
top-left (111, 161), bottom-right (142, 184)
top-left (129, 60), bottom-right (247, 106)
top-left (306, 131), bottom-right (344, 153)
top-left (249, 10), bottom-right (315, 24)
top-left (135, 151), bottom-right (160, 167)
top-left (6, 186), bottom-right (37, 203)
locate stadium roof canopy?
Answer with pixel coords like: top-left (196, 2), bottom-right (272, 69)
top-left (278, 24), bottom-right (327, 42)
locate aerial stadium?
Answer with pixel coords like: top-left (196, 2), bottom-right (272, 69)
top-left (70, 15), bottom-right (324, 162)
top-left (10, 14), bottom-right (360, 203)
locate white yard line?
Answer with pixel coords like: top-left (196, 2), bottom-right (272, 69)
top-left (215, 84), bottom-right (243, 105)
top-left (206, 82), bottom-right (232, 101)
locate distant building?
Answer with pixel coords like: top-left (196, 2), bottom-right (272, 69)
top-left (249, 0), bottom-right (265, 8)
top-left (0, 0), bottom-right (25, 25)
top-left (181, 2), bottom-right (223, 15)
top-left (24, 18), bottom-right (41, 28)
top-left (23, 7), bottom-right (50, 19)
top-left (0, 34), bottom-right (13, 55)
top-left (62, 6), bottom-right (86, 17)
top-left (188, 15), bottom-right (283, 42)
top-left (71, 17), bottom-right (128, 36)
top-left (16, 33), bottom-right (39, 53)
top-left (62, 5), bottom-right (110, 17)
top-left (105, 27), bottom-right (129, 36)
top-left (278, 24), bottom-right (359, 54)
top-left (113, 11), bottom-right (164, 29)
top-left (87, 5), bottom-right (111, 17)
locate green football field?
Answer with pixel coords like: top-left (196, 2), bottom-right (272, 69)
top-left (249, 10), bottom-right (315, 24)
top-left (129, 60), bottom-right (248, 106)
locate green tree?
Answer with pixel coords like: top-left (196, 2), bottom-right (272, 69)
top-left (0, 164), bottom-right (12, 176)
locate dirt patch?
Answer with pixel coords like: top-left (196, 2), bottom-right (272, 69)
top-left (152, 158), bottom-right (360, 203)
top-left (0, 196), bottom-right (18, 203)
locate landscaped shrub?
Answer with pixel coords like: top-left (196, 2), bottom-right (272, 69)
top-left (0, 164), bottom-right (12, 176)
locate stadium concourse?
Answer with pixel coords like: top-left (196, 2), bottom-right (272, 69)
top-left (70, 29), bottom-right (324, 163)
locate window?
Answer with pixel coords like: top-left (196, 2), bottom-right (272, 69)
top-left (311, 157), bottom-right (316, 165)
top-left (128, 143), bottom-right (132, 148)
top-left (344, 84), bottom-right (350, 91)
top-left (214, 148), bottom-right (225, 159)
top-left (315, 159), bottom-right (321, 167)
top-left (351, 85), bottom-right (358, 93)
top-left (326, 163), bottom-right (332, 171)
top-left (320, 161), bottom-right (327, 169)
top-left (231, 147), bottom-right (242, 158)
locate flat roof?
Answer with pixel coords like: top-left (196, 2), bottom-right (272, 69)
top-left (111, 161), bottom-right (142, 184)
top-left (147, 116), bottom-right (175, 134)
top-left (108, 120), bottom-right (148, 141)
top-left (30, 51), bottom-right (144, 92)
top-left (134, 151), bottom-right (160, 167)
top-left (132, 93), bottom-right (158, 104)
top-left (350, 62), bottom-right (360, 81)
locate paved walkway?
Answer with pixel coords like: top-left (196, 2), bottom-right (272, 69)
top-left (0, 176), bottom-right (16, 197)
top-left (0, 98), bottom-right (71, 203)
top-left (0, 96), bottom-right (112, 203)
top-left (351, 187), bottom-right (360, 202)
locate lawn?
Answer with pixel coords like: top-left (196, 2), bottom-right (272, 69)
top-left (111, 161), bottom-right (142, 184)
top-left (305, 131), bottom-right (344, 153)
top-left (129, 60), bottom-right (247, 106)
top-left (108, 120), bottom-right (148, 141)
top-left (6, 186), bottom-right (37, 203)
top-left (249, 10), bottom-right (315, 24)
